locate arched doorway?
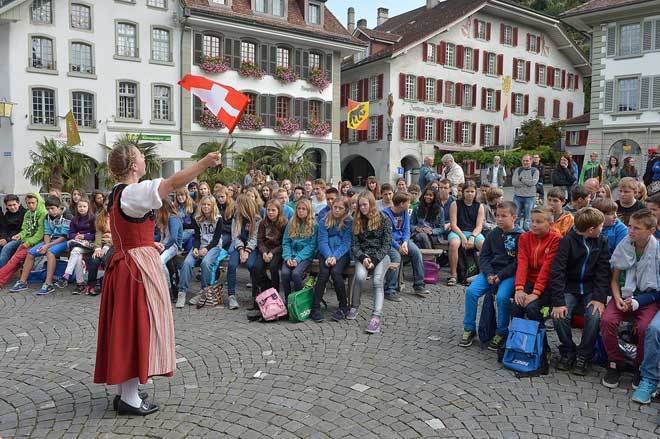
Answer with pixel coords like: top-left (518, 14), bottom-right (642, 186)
top-left (608, 139), bottom-right (642, 174)
top-left (342, 155), bottom-right (375, 187)
top-left (401, 155), bottom-right (421, 186)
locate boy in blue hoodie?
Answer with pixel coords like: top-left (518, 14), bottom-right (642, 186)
top-left (460, 201), bottom-right (523, 350)
top-left (383, 192), bottom-right (429, 300)
top-left (9, 195), bottom-right (72, 295)
top-left (592, 197), bottom-right (628, 255)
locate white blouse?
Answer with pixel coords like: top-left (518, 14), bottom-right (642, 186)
top-left (120, 178), bottom-right (164, 218)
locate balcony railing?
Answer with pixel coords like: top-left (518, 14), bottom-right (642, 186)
top-left (151, 50), bottom-right (173, 62)
top-left (70, 64), bottom-right (96, 75)
top-left (30, 58), bottom-right (57, 70)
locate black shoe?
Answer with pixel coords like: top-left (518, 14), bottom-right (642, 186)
top-left (113, 392), bottom-right (149, 411)
top-left (459, 330), bottom-right (475, 347)
top-left (632, 369), bottom-right (641, 389)
top-left (117, 398), bottom-right (159, 416)
top-left (311, 309), bottom-right (325, 323)
top-left (246, 309), bottom-right (262, 322)
top-left (571, 355), bottom-right (589, 376)
top-left (330, 308), bottom-right (346, 321)
top-left (557, 354), bottom-right (574, 371)
top-left (384, 293), bottom-right (402, 302)
top-left (602, 362), bottom-right (621, 388)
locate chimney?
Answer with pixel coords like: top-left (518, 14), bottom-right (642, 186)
top-left (357, 18), bottom-right (367, 29)
top-left (427, 0), bottom-right (439, 9)
top-left (377, 7), bottom-right (389, 26)
top-left (347, 7), bottom-right (355, 33)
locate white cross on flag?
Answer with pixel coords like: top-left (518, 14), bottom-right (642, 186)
top-left (178, 74), bottom-right (249, 134)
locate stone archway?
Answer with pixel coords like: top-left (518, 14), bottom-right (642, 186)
top-left (608, 139), bottom-right (643, 174)
top-left (342, 154), bottom-right (375, 187)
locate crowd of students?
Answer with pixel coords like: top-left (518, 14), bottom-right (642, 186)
top-left (0, 152), bottom-right (659, 403)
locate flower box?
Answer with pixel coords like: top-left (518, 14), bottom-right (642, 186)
top-left (308, 68), bottom-right (329, 91)
top-left (199, 56), bottom-right (230, 74)
top-left (274, 118), bottom-right (300, 136)
top-left (307, 119), bottom-right (330, 137)
top-left (239, 61), bottom-right (264, 79)
top-left (238, 114), bottom-right (263, 131)
top-left (274, 66), bottom-right (298, 84)
top-left (199, 109), bottom-right (225, 129)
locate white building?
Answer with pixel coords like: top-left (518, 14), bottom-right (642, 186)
top-left (0, 0), bottom-right (189, 193)
top-left (562, 0), bottom-right (660, 175)
top-left (179, 0), bottom-right (364, 184)
top-left (340, 0), bottom-right (590, 185)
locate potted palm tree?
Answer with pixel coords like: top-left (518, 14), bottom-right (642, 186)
top-left (97, 134), bottom-right (162, 187)
top-left (269, 137), bottom-right (316, 182)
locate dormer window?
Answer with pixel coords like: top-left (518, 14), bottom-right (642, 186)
top-left (254, 0), bottom-right (285, 18)
top-left (309, 2), bottom-right (321, 25)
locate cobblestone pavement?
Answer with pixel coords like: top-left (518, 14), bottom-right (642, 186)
top-left (1, 267), bottom-right (658, 439)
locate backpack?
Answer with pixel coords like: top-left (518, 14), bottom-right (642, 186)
top-left (502, 318), bottom-right (546, 373)
top-left (256, 288), bottom-right (288, 321)
top-left (478, 286), bottom-right (497, 348)
top-left (287, 286), bottom-right (314, 322)
top-left (457, 247), bottom-right (479, 285)
top-left (423, 260), bottom-right (439, 284)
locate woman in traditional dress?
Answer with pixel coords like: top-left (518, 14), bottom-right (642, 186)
top-left (94, 144), bottom-right (220, 416)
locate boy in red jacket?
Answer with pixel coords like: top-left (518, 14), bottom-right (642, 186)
top-left (512, 207), bottom-right (562, 322)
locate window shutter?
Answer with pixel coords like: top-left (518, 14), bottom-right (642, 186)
top-left (535, 64), bottom-right (540, 84)
top-left (481, 87), bottom-right (486, 110)
top-left (193, 32), bottom-right (203, 64)
top-left (417, 117), bottom-right (424, 141)
top-left (439, 41), bottom-right (446, 65)
top-left (486, 22), bottom-right (491, 41)
top-left (457, 45), bottom-right (464, 68)
top-left (268, 95), bottom-right (277, 126)
top-left (473, 48), bottom-right (479, 71)
top-left (494, 126), bottom-right (500, 145)
top-left (357, 80), bottom-right (364, 102)
top-left (500, 24), bottom-right (505, 44)
top-left (471, 123), bottom-right (476, 145)
top-left (417, 76), bottom-right (425, 101)
top-left (302, 99), bottom-right (310, 129)
top-left (400, 115), bottom-right (405, 140)
top-left (641, 76), bottom-right (651, 110)
top-left (455, 121), bottom-right (462, 144)
top-left (513, 27), bottom-right (518, 46)
top-left (526, 33), bottom-right (531, 51)
top-left (536, 36), bottom-right (541, 53)
top-left (224, 38), bottom-right (234, 67)
top-left (377, 74), bottom-right (384, 99)
top-left (525, 61), bottom-right (531, 82)
top-left (538, 97), bottom-right (545, 117)
top-left (607, 25), bottom-right (616, 56)
top-left (472, 84), bottom-right (477, 107)
top-left (340, 84), bottom-right (347, 107)
top-left (232, 40), bottom-right (241, 69)
top-left (378, 115), bottom-right (383, 140)
top-left (497, 54), bottom-right (503, 75)
top-left (565, 131), bottom-right (571, 145)
top-left (561, 69), bottom-right (566, 89)
top-left (496, 90), bottom-right (501, 111)
top-left (643, 21), bottom-right (653, 51)
top-left (653, 76), bottom-right (660, 108)
top-left (436, 44), bottom-right (442, 64)
top-left (260, 44), bottom-right (269, 71)
top-left (294, 98), bottom-right (302, 124)
top-left (567, 101), bottom-right (573, 119)
top-left (579, 130), bottom-right (588, 145)
top-left (553, 99), bottom-right (560, 118)
top-left (656, 20), bottom-right (660, 50)
top-left (325, 53), bottom-right (333, 82)
top-left (524, 94), bottom-right (529, 115)
top-left (480, 125), bottom-right (485, 146)
top-left (294, 49), bottom-right (303, 77)
top-left (604, 80), bottom-right (614, 112)
top-left (269, 46), bottom-right (277, 74)
top-left (436, 79), bottom-right (443, 103)
top-left (399, 73), bottom-right (406, 99)
top-left (259, 94), bottom-right (268, 126)
top-left (340, 121), bottom-right (346, 143)
top-left (511, 93), bottom-right (516, 113)
top-left (547, 66), bottom-right (554, 87)
top-left (363, 78), bottom-right (370, 101)
top-left (455, 83), bottom-right (462, 106)
top-left (301, 51), bottom-right (309, 79)
top-left (512, 58), bottom-right (517, 80)
top-left (324, 101), bottom-right (332, 126)
top-left (574, 75), bottom-right (579, 90)
top-left (474, 19), bottom-right (479, 38)
top-left (423, 42), bottom-right (428, 62)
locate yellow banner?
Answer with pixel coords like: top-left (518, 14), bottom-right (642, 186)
top-left (347, 99), bottom-right (369, 130)
top-left (65, 111), bottom-right (81, 146)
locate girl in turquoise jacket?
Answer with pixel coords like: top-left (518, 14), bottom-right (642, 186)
top-left (281, 198), bottom-right (317, 299)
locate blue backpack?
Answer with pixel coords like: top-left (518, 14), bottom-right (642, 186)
top-left (502, 318), bottom-right (546, 373)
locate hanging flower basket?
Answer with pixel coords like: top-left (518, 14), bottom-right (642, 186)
top-left (239, 61), bottom-right (264, 79)
top-left (307, 119), bottom-right (330, 137)
top-left (274, 118), bottom-right (300, 136)
top-left (308, 68), bottom-right (329, 91)
top-left (238, 114), bottom-right (263, 131)
top-left (199, 109), bottom-right (225, 129)
top-left (274, 66), bottom-right (298, 84)
top-left (199, 56), bottom-right (230, 74)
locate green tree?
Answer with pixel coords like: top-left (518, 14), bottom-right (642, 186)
top-left (97, 134), bottom-right (163, 187)
top-left (191, 138), bottom-right (241, 184)
top-left (269, 137), bottom-right (316, 183)
top-left (514, 118), bottom-right (563, 150)
top-left (23, 137), bottom-right (96, 192)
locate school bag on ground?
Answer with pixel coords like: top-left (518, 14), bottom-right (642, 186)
top-left (287, 286), bottom-right (314, 322)
top-left (423, 260), bottom-right (439, 284)
top-left (457, 247), bottom-right (479, 285)
top-left (478, 286), bottom-right (497, 348)
top-left (256, 288), bottom-right (288, 321)
top-left (502, 318), bottom-right (547, 374)
top-left (196, 248), bottom-right (229, 309)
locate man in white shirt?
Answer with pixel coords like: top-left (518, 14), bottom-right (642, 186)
top-left (441, 154), bottom-right (465, 196)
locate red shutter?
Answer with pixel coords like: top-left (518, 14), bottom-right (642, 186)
top-left (482, 51), bottom-right (488, 73)
top-left (474, 19), bottom-right (479, 38)
top-left (574, 74), bottom-right (579, 90)
top-left (535, 64), bottom-right (540, 84)
top-left (480, 124), bottom-right (485, 146)
top-left (547, 67), bottom-right (554, 87)
top-left (472, 84), bottom-right (477, 107)
top-left (567, 102), bottom-right (574, 119)
top-left (525, 61), bottom-right (531, 82)
top-left (553, 99), bottom-right (560, 118)
top-left (526, 33), bottom-right (531, 51)
top-left (511, 93), bottom-right (516, 113)
top-left (524, 94), bottom-right (529, 115)
top-left (512, 57), bottom-right (518, 80)
top-left (579, 130), bottom-right (587, 145)
top-left (457, 45), bottom-right (464, 68)
top-left (513, 27), bottom-right (518, 46)
top-left (399, 73), bottom-right (406, 99)
top-left (536, 36), bottom-right (541, 53)
top-left (494, 126), bottom-right (500, 145)
top-left (456, 83), bottom-right (463, 106)
top-left (436, 44), bottom-right (442, 64)
top-left (455, 121), bottom-right (462, 144)
top-left (439, 41), bottom-right (446, 65)
top-left (471, 123), bottom-right (477, 145)
top-left (561, 69), bottom-right (566, 89)
top-left (378, 115), bottom-right (383, 140)
top-left (473, 48), bottom-right (479, 71)
top-left (566, 131), bottom-right (571, 145)
top-left (436, 119), bottom-right (444, 141)
top-left (423, 42), bottom-right (428, 62)
top-left (436, 79), bottom-right (443, 103)
top-left (400, 115), bottom-right (405, 140)
top-left (497, 54), bottom-right (503, 75)
top-left (481, 87), bottom-right (487, 110)
top-left (500, 24), bottom-right (505, 44)
top-left (363, 79), bottom-right (370, 100)
top-left (417, 117), bottom-right (424, 141)
top-left (486, 22), bottom-right (491, 41)
top-left (417, 76), bottom-right (425, 101)
top-left (496, 90), bottom-right (501, 111)
top-left (377, 74), bottom-right (384, 99)
top-left (340, 84), bottom-right (347, 107)
top-left (538, 97), bottom-right (545, 117)
top-left (357, 79), bottom-right (364, 102)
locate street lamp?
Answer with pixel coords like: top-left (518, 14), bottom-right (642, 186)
top-left (0, 100), bottom-right (15, 127)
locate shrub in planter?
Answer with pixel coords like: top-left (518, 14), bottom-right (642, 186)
top-left (307, 119), bottom-right (330, 137)
top-left (199, 109), bottom-right (225, 129)
top-left (274, 118), bottom-right (300, 136)
top-left (308, 68), bottom-right (329, 91)
top-left (199, 56), bottom-right (230, 74)
top-left (239, 61), bottom-right (264, 79)
top-left (238, 114), bottom-right (263, 131)
top-left (274, 66), bottom-right (298, 84)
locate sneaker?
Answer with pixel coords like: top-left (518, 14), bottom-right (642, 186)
top-left (632, 369), bottom-right (641, 389)
top-left (571, 355), bottom-right (589, 376)
top-left (331, 308), bottom-right (346, 321)
top-left (365, 316), bottom-right (381, 334)
top-left (8, 280), bottom-right (28, 293)
top-left (175, 292), bottom-right (187, 309)
top-left (414, 287), bottom-right (430, 297)
top-left (384, 293), bottom-right (402, 302)
top-left (72, 283), bottom-right (86, 295)
top-left (311, 309), bottom-right (325, 322)
top-left (345, 308), bottom-right (359, 320)
top-left (35, 283), bottom-right (54, 296)
top-left (557, 354), bottom-right (574, 371)
top-left (602, 362), bottom-right (621, 388)
top-left (459, 330), bottom-right (476, 347)
top-left (187, 293), bottom-right (200, 305)
top-left (228, 295), bottom-right (239, 310)
top-left (246, 283), bottom-right (252, 288)
top-left (631, 377), bottom-right (658, 404)
top-left (55, 276), bottom-right (69, 289)
top-left (487, 334), bottom-right (505, 351)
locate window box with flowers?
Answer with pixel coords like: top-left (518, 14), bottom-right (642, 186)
top-left (238, 113), bottom-right (263, 131)
top-left (274, 118), bottom-right (299, 136)
top-left (199, 109), bottom-right (225, 129)
top-left (307, 68), bottom-right (329, 91)
top-left (274, 66), bottom-right (298, 84)
top-left (239, 61), bottom-right (264, 79)
top-left (307, 119), bottom-right (330, 137)
top-left (199, 56), bottom-right (230, 74)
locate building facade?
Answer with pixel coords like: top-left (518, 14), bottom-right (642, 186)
top-left (563, 0), bottom-right (660, 175)
top-left (340, 0), bottom-right (590, 185)
top-left (0, 0), bottom-right (190, 193)
top-left (179, 0), bottom-right (364, 185)
top-left (561, 112), bottom-right (589, 168)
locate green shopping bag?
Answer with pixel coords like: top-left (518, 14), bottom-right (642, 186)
top-left (287, 286), bottom-right (314, 322)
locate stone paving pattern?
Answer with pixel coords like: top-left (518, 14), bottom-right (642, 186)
top-left (0, 267), bottom-right (659, 438)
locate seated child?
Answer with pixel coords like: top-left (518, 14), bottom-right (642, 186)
top-left (281, 198), bottom-right (317, 300)
top-left (9, 195), bottom-right (71, 295)
top-left (564, 185), bottom-right (590, 216)
top-left (58, 197), bottom-right (96, 293)
top-left (482, 187), bottom-right (504, 235)
top-left (546, 187), bottom-right (574, 237)
top-left (616, 177), bottom-right (646, 226)
top-left (646, 193), bottom-right (660, 240)
top-left (411, 188), bottom-right (444, 249)
top-left (287, 186), bottom-right (304, 210)
top-left (0, 195), bottom-right (26, 268)
top-left (316, 187), bottom-right (338, 223)
top-left (85, 207), bottom-right (112, 296)
top-left (447, 181), bottom-right (485, 286)
top-left (376, 184), bottom-right (394, 211)
top-left (460, 201), bottom-right (523, 350)
top-left (600, 209), bottom-right (659, 389)
top-left (408, 184), bottom-right (421, 213)
top-left (548, 208), bottom-right (610, 375)
top-left (276, 188), bottom-right (295, 220)
top-left (591, 197), bottom-right (628, 255)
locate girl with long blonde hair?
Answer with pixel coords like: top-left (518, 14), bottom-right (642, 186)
top-left (215, 186), bottom-right (234, 249)
top-left (175, 188), bottom-right (195, 251)
top-left (281, 198), bottom-right (317, 299)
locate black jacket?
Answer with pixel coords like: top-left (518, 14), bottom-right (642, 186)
top-left (547, 229), bottom-right (611, 306)
top-left (551, 166), bottom-right (576, 187)
top-left (479, 226), bottom-right (524, 280)
top-left (351, 213), bottom-right (392, 267)
top-left (644, 156), bottom-right (659, 186)
top-left (1, 206), bottom-right (26, 241)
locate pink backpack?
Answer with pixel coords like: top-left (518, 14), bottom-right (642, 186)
top-left (256, 288), bottom-right (288, 321)
top-left (423, 260), bottom-right (439, 284)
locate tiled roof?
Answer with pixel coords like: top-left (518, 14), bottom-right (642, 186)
top-left (358, 28), bottom-right (402, 43)
top-left (562, 0), bottom-right (653, 17)
top-left (564, 113), bottom-right (590, 125)
top-left (182, 0), bottom-right (364, 46)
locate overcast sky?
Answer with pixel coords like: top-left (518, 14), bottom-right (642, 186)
top-left (326, 0), bottom-right (425, 28)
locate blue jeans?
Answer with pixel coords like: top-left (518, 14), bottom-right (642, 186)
top-left (513, 195), bottom-right (535, 231)
top-left (640, 311), bottom-right (660, 383)
top-left (227, 248), bottom-right (258, 296)
top-left (280, 259), bottom-right (312, 298)
top-left (178, 246), bottom-right (224, 293)
top-left (385, 240), bottom-right (424, 294)
top-left (0, 240), bottom-right (21, 267)
top-left (463, 274), bottom-right (515, 336)
top-left (554, 293), bottom-right (601, 360)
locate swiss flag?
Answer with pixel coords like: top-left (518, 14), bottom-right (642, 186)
top-left (178, 74), bottom-right (249, 134)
